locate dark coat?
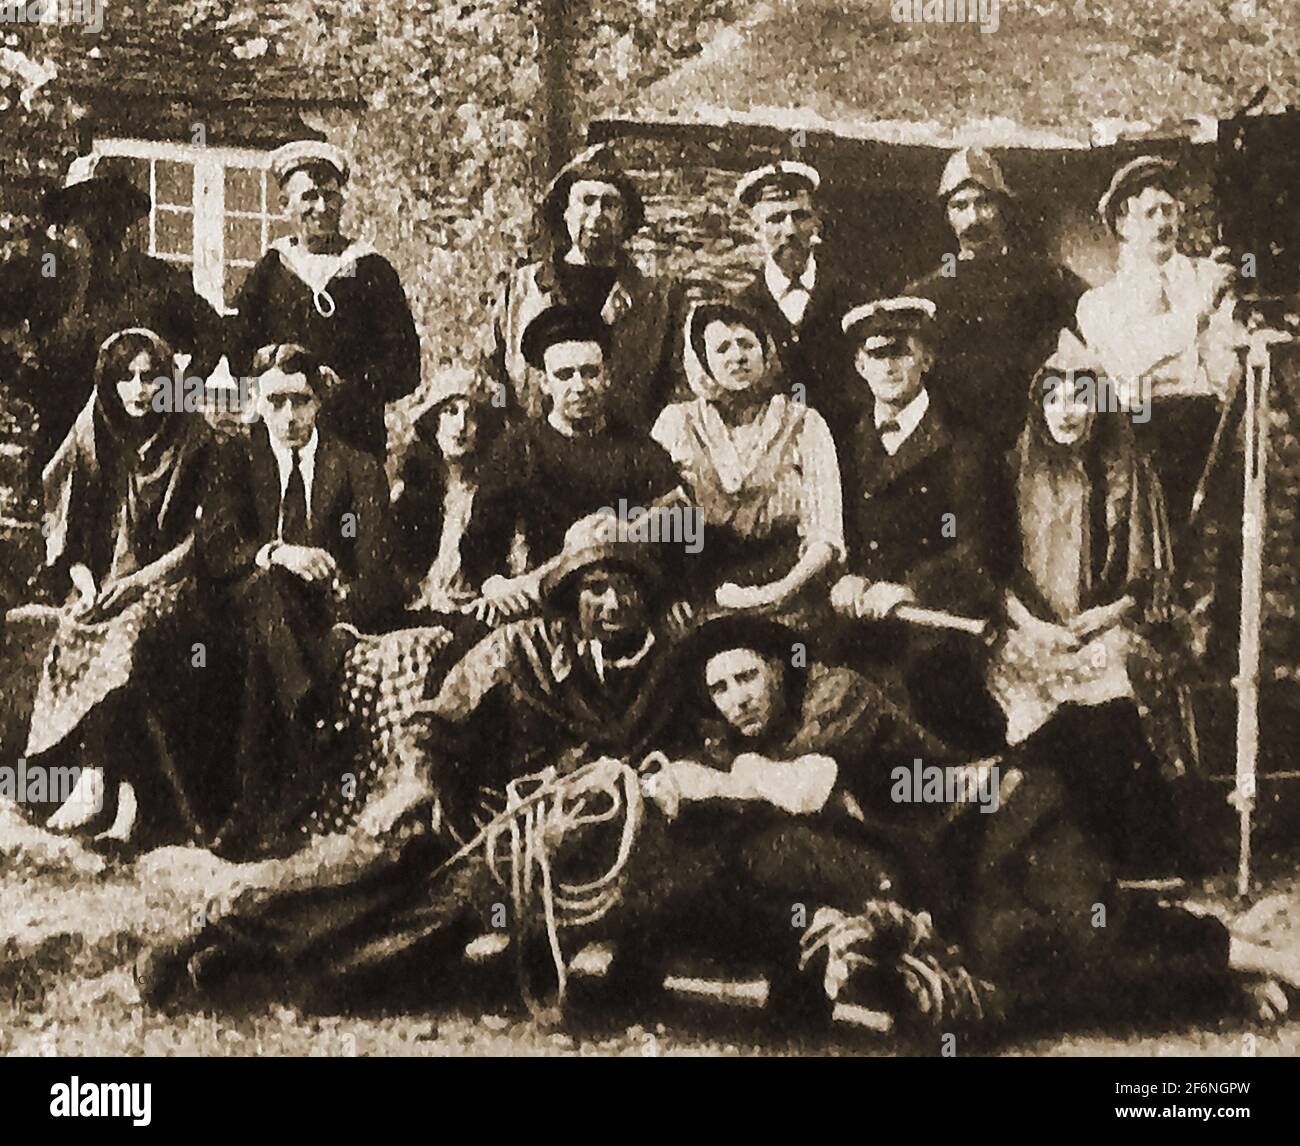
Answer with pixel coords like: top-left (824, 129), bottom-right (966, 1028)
top-left (736, 265), bottom-right (866, 447)
top-left (196, 424), bottom-right (394, 857)
top-left (840, 401), bottom-right (1008, 751)
top-left (198, 424), bottom-right (392, 626)
top-left (19, 249), bottom-right (224, 468)
top-left (229, 247), bottom-right (421, 459)
top-left (842, 401), bottom-right (1002, 614)
top-left (906, 249), bottom-right (1085, 454)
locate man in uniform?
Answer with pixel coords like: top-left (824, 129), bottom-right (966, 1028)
top-left (831, 297), bottom-right (1006, 754)
top-left (907, 148), bottom-right (1085, 455)
top-left (735, 160), bottom-right (862, 444)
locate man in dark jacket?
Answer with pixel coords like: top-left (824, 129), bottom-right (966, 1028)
top-left (19, 154), bottom-right (224, 468)
top-left (734, 160), bottom-right (863, 446)
top-left (906, 148), bottom-right (1085, 455)
top-left (228, 141), bottom-right (421, 460)
top-left (832, 297), bottom-right (1006, 752)
top-left (198, 343), bottom-right (392, 857)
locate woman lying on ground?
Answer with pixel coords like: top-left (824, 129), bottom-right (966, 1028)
top-left (651, 300), bottom-right (844, 628)
top-left (15, 327), bottom-right (213, 853)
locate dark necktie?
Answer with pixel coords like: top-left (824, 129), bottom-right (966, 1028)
top-left (878, 419), bottom-right (901, 436)
top-left (281, 448), bottom-right (309, 544)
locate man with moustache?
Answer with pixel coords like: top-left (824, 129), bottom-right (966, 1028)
top-left (494, 144), bottom-right (683, 434)
top-left (735, 161), bottom-right (861, 444)
top-left (907, 148), bottom-right (1085, 455)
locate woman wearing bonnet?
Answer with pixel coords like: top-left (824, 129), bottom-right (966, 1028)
top-left (650, 300), bottom-right (844, 626)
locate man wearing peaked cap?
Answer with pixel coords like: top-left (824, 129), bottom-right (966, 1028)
top-left (832, 293), bottom-right (1007, 754)
top-left (229, 138), bottom-right (420, 460)
top-left (1074, 153), bottom-right (1242, 523)
top-left (735, 157), bottom-right (865, 447)
top-left (493, 143), bottom-right (683, 433)
top-left (906, 146), bottom-right (1085, 455)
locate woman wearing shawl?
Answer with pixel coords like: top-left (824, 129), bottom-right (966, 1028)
top-left (19, 328), bottom-right (212, 851)
top-left (986, 346), bottom-right (1199, 877)
top-left (650, 301), bottom-right (844, 623)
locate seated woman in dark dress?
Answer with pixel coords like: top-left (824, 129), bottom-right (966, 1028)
top-left (17, 327), bottom-right (213, 852)
top-left (389, 366), bottom-right (509, 621)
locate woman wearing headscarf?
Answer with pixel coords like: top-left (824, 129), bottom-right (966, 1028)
top-left (986, 341), bottom-right (1199, 878)
top-left (17, 327), bottom-right (213, 851)
top-left (650, 300), bottom-right (844, 624)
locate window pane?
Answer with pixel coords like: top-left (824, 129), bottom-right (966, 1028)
top-left (156, 208), bottom-right (193, 257)
top-left (155, 160), bottom-right (192, 208)
top-left (225, 166), bottom-right (262, 214)
top-left (225, 263), bottom-right (253, 308)
top-left (224, 215), bottom-right (263, 264)
top-left (269, 216), bottom-right (294, 244)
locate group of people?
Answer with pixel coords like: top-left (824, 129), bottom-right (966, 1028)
top-left (0, 134), bottom-right (1264, 1037)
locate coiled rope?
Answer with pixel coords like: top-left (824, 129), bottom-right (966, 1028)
top-left (432, 757), bottom-right (644, 1020)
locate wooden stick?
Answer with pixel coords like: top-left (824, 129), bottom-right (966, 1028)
top-left (894, 604), bottom-right (989, 638)
top-left (1234, 334), bottom-right (1272, 899)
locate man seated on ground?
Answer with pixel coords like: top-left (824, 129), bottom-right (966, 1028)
top-left (137, 521), bottom-right (687, 1013)
top-left (466, 305), bottom-right (683, 625)
top-left (197, 343), bottom-right (393, 859)
top-left (614, 614), bottom-right (992, 1033)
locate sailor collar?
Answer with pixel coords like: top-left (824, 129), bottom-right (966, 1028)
top-left (270, 236), bottom-right (378, 318)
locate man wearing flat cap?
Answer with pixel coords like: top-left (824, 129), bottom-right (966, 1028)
top-left (907, 147), bottom-right (1084, 454)
top-left (832, 296), bottom-right (1006, 753)
top-left (15, 153), bottom-right (224, 467)
top-left (493, 144), bottom-right (683, 435)
top-left (469, 304), bottom-right (682, 621)
top-left (229, 139), bottom-right (421, 460)
top-left (1078, 156), bottom-right (1241, 402)
top-left (735, 160), bottom-right (862, 445)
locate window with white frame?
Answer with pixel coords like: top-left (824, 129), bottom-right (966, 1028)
top-left (91, 138), bottom-right (294, 314)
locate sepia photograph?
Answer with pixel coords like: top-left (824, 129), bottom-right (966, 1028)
top-left (1, 0), bottom-right (1299, 1125)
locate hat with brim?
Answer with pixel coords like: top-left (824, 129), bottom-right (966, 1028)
top-left (735, 160), bottom-right (821, 208)
top-left (938, 147), bottom-right (1012, 203)
top-left (269, 140), bottom-right (352, 187)
top-left (43, 155), bottom-right (150, 228)
top-left (1098, 155), bottom-right (1177, 235)
top-left (842, 296), bottom-right (937, 347)
top-left (540, 144), bottom-right (645, 241)
top-left (540, 536), bottom-right (661, 610)
top-left (681, 613), bottom-right (811, 714)
top-left (520, 305), bottom-right (611, 371)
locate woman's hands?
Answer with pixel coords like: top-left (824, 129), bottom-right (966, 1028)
top-left (470, 572), bottom-right (540, 626)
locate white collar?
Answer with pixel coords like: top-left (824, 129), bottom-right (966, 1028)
top-left (765, 254), bottom-right (816, 298)
top-left (875, 388), bottom-right (930, 450)
top-left (579, 630), bottom-right (656, 683)
top-left (271, 236), bottom-right (377, 316)
top-left (267, 428), bottom-right (319, 482)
